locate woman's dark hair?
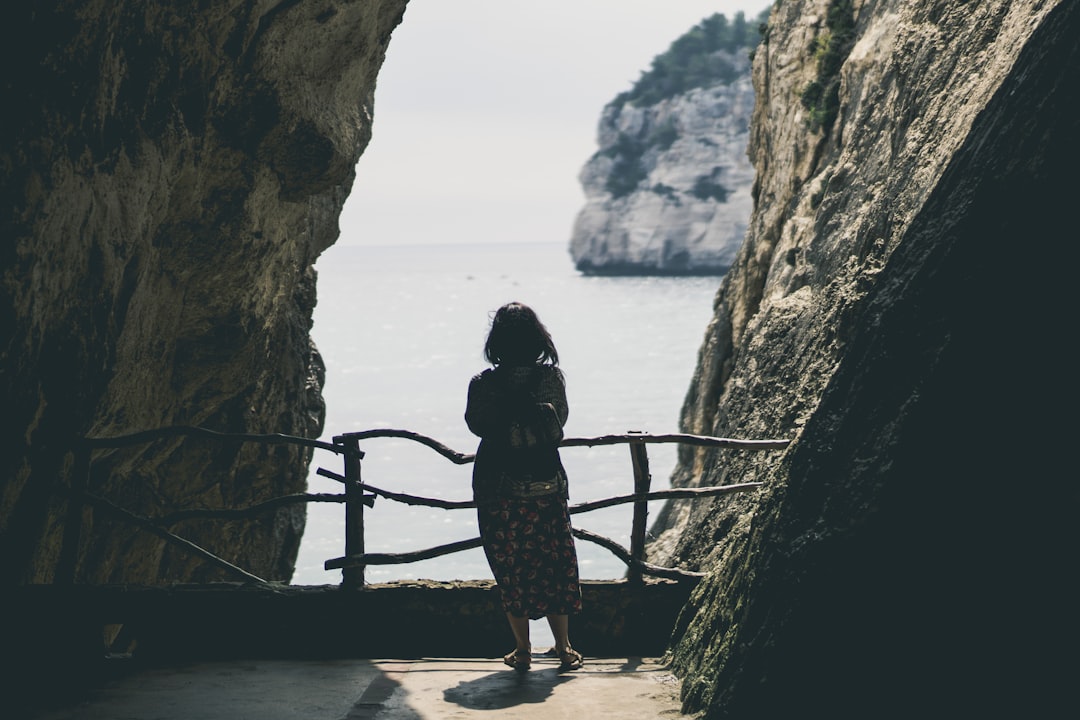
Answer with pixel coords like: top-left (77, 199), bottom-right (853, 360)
top-left (484, 302), bottom-right (559, 366)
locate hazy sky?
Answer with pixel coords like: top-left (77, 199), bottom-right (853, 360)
top-left (337, 1), bottom-right (773, 248)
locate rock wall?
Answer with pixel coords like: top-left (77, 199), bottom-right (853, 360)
top-left (649, 0), bottom-right (1078, 716)
top-left (0, 1), bottom-right (408, 585)
top-left (569, 51), bottom-right (755, 275)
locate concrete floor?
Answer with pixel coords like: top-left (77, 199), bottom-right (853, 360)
top-left (26, 655), bottom-right (693, 719)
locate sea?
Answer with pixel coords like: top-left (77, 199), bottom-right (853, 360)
top-left (291, 241), bottom-right (721, 639)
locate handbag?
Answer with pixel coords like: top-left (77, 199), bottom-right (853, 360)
top-left (500, 464), bottom-right (567, 498)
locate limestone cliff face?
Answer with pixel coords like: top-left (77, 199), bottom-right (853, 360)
top-left (569, 51), bottom-right (755, 275)
top-left (0, 1), bottom-right (407, 584)
top-left (649, 0), bottom-right (1078, 716)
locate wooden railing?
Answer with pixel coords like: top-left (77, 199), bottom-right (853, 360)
top-left (60, 426), bottom-right (790, 587)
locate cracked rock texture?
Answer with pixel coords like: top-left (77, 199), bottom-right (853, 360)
top-left (648, 1), bottom-right (1078, 717)
top-left (0, 0), bottom-right (407, 584)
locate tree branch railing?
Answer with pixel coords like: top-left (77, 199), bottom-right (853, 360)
top-left (58, 426), bottom-right (362, 586)
top-left (62, 426), bottom-right (790, 588)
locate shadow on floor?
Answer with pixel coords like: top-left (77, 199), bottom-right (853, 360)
top-left (442, 666), bottom-right (574, 710)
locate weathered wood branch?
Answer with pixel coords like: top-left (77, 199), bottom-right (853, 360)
top-left (329, 429), bottom-right (791, 466)
top-left (569, 483), bottom-right (764, 514)
top-left (627, 439), bottom-right (651, 584)
top-left (326, 528), bottom-right (705, 582)
top-left (335, 429), bottom-right (475, 464)
top-left (318, 468), bottom-right (475, 508)
top-left (361, 483), bottom-right (475, 509)
top-left (316, 473), bottom-right (762, 514)
top-left (75, 426), bottom-right (784, 585)
top-left (317, 467), bottom-right (347, 483)
top-left (571, 527), bottom-right (706, 581)
top-left (561, 433), bottom-right (790, 450)
top-left (325, 537), bottom-right (484, 570)
top-left (81, 424), bottom-right (349, 457)
top-left (84, 492), bottom-right (267, 584)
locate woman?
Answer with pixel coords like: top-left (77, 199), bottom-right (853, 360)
top-left (465, 302), bottom-right (583, 671)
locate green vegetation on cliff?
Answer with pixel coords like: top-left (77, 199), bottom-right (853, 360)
top-left (599, 9), bottom-right (769, 199)
top-left (614, 9), bottom-right (770, 109)
top-left (799, 0), bottom-right (856, 132)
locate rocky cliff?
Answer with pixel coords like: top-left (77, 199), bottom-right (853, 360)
top-left (649, 0), bottom-right (1078, 717)
top-left (569, 15), bottom-right (761, 275)
top-left (3, 0), bottom-right (1076, 713)
top-left (0, 1), bottom-right (407, 585)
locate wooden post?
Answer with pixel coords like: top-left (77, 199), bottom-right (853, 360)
top-left (627, 431), bottom-right (651, 584)
top-left (339, 436), bottom-right (366, 590)
top-left (56, 442), bottom-right (91, 584)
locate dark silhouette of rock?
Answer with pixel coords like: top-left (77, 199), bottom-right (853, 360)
top-left (649, 1), bottom-right (1078, 717)
top-left (0, 1), bottom-right (407, 585)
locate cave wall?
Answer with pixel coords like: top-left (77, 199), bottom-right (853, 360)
top-left (0, 0), bottom-right (408, 585)
top-left (650, 0), bottom-right (1078, 716)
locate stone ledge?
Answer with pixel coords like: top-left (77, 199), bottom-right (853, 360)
top-left (5, 578), bottom-right (696, 667)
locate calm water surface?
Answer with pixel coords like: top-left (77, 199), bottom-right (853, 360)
top-left (293, 242), bottom-right (721, 588)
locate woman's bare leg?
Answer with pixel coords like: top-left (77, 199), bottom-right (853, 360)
top-left (546, 614), bottom-right (570, 652)
top-left (506, 612), bottom-right (531, 653)
top-left (547, 614), bottom-right (582, 668)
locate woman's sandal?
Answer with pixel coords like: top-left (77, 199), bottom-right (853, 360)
top-left (504, 648), bottom-right (532, 671)
top-left (557, 647), bottom-right (584, 671)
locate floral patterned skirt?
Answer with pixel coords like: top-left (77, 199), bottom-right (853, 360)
top-left (477, 496), bottom-right (583, 619)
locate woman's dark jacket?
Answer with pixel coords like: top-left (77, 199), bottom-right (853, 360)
top-left (465, 364), bottom-right (568, 502)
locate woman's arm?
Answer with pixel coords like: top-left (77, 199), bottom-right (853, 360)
top-left (465, 371), bottom-right (509, 439)
top-left (466, 367), bottom-right (568, 445)
top-left (505, 368), bottom-right (567, 447)
top-left (530, 368), bottom-right (568, 443)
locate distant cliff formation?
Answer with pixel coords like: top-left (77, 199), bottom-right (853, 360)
top-left (569, 12), bottom-right (765, 275)
top-left (647, 0), bottom-right (1078, 717)
top-left (0, 1), bottom-right (407, 584)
